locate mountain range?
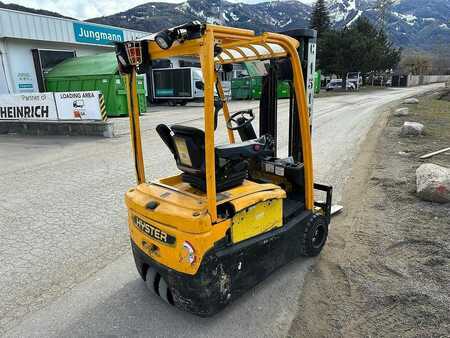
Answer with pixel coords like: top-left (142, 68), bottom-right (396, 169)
top-left (1, 0), bottom-right (449, 51)
top-left (87, 0), bottom-right (450, 50)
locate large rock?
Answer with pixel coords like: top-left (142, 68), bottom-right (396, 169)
top-left (400, 121), bottom-right (424, 136)
top-left (416, 164), bottom-right (450, 203)
top-left (394, 107), bottom-right (409, 116)
top-left (403, 97), bottom-right (419, 104)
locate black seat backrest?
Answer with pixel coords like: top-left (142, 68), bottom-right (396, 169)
top-left (156, 124), bottom-right (176, 156)
top-left (170, 125), bottom-right (205, 175)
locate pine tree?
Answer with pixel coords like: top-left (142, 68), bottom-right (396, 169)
top-left (310, 0), bottom-right (331, 37)
top-left (319, 17), bottom-right (401, 76)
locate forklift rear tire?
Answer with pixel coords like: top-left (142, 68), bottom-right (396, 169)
top-left (145, 267), bottom-right (158, 296)
top-left (158, 278), bottom-right (173, 305)
top-left (300, 214), bottom-right (328, 257)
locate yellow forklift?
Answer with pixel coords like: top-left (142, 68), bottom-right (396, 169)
top-left (116, 22), bottom-right (332, 317)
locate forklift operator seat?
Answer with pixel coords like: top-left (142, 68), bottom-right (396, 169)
top-left (156, 124), bottom-right (274, 192)
top-left (156, 124), bottom-right (248, 192)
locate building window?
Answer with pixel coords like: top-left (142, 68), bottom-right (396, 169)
top-left (31, 49), bottom-right (76, 92)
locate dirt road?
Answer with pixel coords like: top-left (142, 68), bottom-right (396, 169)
top-left (1, 84), bottom-right (444, 337)
top-left (289, 89), bottom-right (450, 337)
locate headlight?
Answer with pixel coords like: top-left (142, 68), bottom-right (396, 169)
top-left (179, 241), bottom-right (196, 265)
top-left (154, 30), bottom-right (174, 50)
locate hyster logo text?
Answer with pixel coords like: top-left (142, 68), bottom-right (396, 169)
top-left (133, 216), bottom-right (175, 245)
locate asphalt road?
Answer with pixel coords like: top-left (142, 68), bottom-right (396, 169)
top-left (0, 84), bottom-right (443, 337)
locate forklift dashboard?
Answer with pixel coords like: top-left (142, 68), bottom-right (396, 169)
top-left (215, 134), bottom-right (274, 160)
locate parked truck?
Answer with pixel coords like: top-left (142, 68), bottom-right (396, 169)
top-left (151, 67), bottom-right (204, 106)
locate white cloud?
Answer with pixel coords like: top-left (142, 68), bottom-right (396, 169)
top-left (8, 0), bottom-right (181, 19)
top-left (8, 0), bottom-right (315, 20)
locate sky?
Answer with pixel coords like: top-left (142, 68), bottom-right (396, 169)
top-left (8, 0), bottom-right (315, 20)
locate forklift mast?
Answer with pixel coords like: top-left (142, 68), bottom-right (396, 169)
top-left (259, 28), bottom-right (317, 162)
top-left (259, 62), bottom-right (278, 156)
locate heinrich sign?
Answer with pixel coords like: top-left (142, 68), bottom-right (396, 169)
top-left (0, 93), bottom-right (58, 120)
top-left (73, 22), bottom-right (124, 46)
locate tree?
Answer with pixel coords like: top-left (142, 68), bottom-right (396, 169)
top-left (319, 17), bottom-right (401, 77)
top-left (400, 54), bottom-right (433, 75)
top-left (310, 0), bottom-right (331, 37)
top-left (310, 0), bottom-right (331, 68)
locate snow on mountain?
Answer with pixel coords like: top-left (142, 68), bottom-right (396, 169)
top-left (328, 0), bottom-right (450, 48)
top-left (86, 0), bottom-right (449, 50)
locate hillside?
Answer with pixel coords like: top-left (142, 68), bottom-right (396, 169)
top-left (87, 0), bottom-right (450, 50)
top-left (87, 0), bottom-right (310, 33)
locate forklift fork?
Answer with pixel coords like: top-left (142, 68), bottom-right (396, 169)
top-left (314, 183), bottom-right (333, 224)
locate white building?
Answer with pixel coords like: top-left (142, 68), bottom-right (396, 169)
top-left (0, 8), bottom-right (149, 95)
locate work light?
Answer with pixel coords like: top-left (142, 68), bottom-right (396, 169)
top-left (154, 30), bottom-right (174, 50)
top-left (153, 21), bottom-right (205, 50)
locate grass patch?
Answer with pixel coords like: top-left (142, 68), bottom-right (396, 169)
top-left (390, 89), bottom-right (450, 168)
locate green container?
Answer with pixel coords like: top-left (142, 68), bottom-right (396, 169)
top-left (45, 52), bottom-right (147, 117)
top-left (277, 80), bottom-right (290, 99)
top-left (314, 70), bottom-right (321, 94)
top-left (232, 76), bottom-right (291, 100)
top-left (231, 77), bottom-right (252, 99)
top-left (250, 77), bottom-right (262, 99)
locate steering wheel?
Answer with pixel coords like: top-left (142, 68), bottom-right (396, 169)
top-left (226, 110), bottom-right (255, 130)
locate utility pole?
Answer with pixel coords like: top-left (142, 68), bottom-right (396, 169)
top-left (373, 0), bottom-right (396, 31)
top-left (213, 0), bottom-right (223, 25)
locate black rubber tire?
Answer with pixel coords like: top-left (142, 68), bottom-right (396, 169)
top-left (299, 214), bottom-right (328, 257)
top-left (179, 101), bottom-right (187, 106)
top-left (145, 267), bottom-right (159, 296)
top-left (168, 101), bottom-right (177, 106)
top-left (158, 277), bottom-right (173, 305)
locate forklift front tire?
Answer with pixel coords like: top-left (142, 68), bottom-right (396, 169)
top-left (300, 214), bottom-right (328, 257)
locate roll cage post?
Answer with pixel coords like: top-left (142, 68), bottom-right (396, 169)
top-left (200, 29), bottom-right (218, 221)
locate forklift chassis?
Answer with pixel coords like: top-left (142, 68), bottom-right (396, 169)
top-left (132, 210), bottom-right (327, 316)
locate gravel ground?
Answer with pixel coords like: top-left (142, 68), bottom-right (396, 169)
top-left (289, 90), bottom-right (450, 337)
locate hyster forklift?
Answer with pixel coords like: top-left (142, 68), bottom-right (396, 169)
top-left (116, 22), bottom-right (332, 317)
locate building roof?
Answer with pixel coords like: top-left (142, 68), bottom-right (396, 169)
top-left (0, 8), bottom-right (149, 46)
top-left (45, 52), bottom-right (118, 77)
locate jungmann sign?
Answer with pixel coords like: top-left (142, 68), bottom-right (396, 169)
top-left (73, 22), bottom-right (124, 46)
